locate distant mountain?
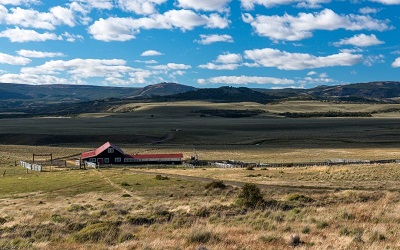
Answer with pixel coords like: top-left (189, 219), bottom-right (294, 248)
top-left (306, 81), bottom-right (400, 100)
top-left (0, 82), bottom-right (195, 102)
top-left (159, 86), bottom-right (275, 104)
top-left (0, 83), bottom-right (141, 101)
top-left (132, 82), bottom-right (196, 97)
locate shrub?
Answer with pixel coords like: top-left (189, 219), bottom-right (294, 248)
top-left (72, 222), bottom-right (119, 243)
top-left (316, 221), bottom-right (329, 229)
top-left (289, 234), bottom-right (303, 247)
top-left (205, 181), bottom-right (226, 189)
top-left (0, 217), bottom-right (7, 225)
top-left (121, 194), bottom-right (131, 197)
top-left (50, 214), bottom-right (64, 223)
top-left (120, 182), bottom-right (130, 187)
top-left (155, 175), bottom-right (169, 180)
top-left (286, 194), bottom-right (314, 203)
top-left (67, 204), bottom-right (86, 212)
top-left (370, 231), bottom-right (386, 242)
top-left (187, 228), bottom-right (214, 244)
top-left (301, 226), bottom-right (310, 234)
top-left (237, 183), bottom-right (264, 208)
top-left (127, 216), bottom-right (155, 226)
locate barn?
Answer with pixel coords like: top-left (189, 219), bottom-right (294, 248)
top-left (80, 142), bottom-right (183, 166)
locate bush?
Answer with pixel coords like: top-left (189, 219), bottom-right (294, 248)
top-left (205, 181), bottom-right (226, 189)
top-left (370, 231), bottom-right (386, 242)
top-left (67, 204), bottom-right (86, 212)
top-left (237, 183), bottom-right (264, 208)
top-left (286, 194), bottom-right (314, 203)
top-left (72, 222), bottom-right (119, 243)
top-left (155, 175), bottom-right (169, 180)
top-left (316, 221), bottom-right (329, 229)
top-left (121, 194), bottom-right (131, 197)
top-left (289, 234), bottom-right (303, 247)
top-left (187, 228), bottom-right (214, 244)
top-left (0, 217), bottom-right (7, 225)
top-left (120, 182), bottom-right (130, 187)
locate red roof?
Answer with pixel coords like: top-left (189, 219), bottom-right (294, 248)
top-left (128, 153), bottom-right (183, 159)
top-left (81, 142), bottom-right (125, 159)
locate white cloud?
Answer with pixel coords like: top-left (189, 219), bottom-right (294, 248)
top-left (116, 0), bottom-right (166, 15)
top-left (177, 0), bottom-right (231, 12)
top-left (198, 75), bottom-right (295, 85)
top-left (359, 7), bottom-right (380, 14)
top-left (16, 50), bottom-right (65, 58)
top-left (243, 9), bottom-right (390, 41)
top-left (364, 54), bottom-right (385, 66)
top-left (216, 53), bottom-right (242, 64)
top-left (135, 59), bottom-right (158, 64)
top-left (0, 52), bottom-right (31, 65)
top-left (88, 17), bottom-right (138, 42)
top-left (1, 5), bottom-right (76, 30)
top-left (149, 63), bottom-right (191, 70)
top-left (88, 10), bottom-right (229, 41)
top-left (0, 73), bottom-right (73, 85)
top-left (141, 50), bottom-right (163, 56)
top-left (392, 57), bottom-right (400, 68)
top-left (0, 27), bottom-right (62, 42)
top-left (195, 34), bottom-right (233, 45)
top-left (307, 71), bottom-right (317, 75)
top-left (21, 59), bottom-right (134, 78)
top-left (198, 63), bottom-right (239, 70)
top-left (62, 32), bottom-right (84, 42)
top-left (240, 0), bottom-right (330, 10)
top-left (72, 0), bottom-right (113, 10)
top-left (370, 0), bottom-right (400, 4)
top-left (333, 34), bottom-right (384, 47)
top-left (244, 48), bottom-right (362, 70)
top-left (0, 0), bottom-right (39, 5)
top-left (198, 53), bottom-right (242, 70)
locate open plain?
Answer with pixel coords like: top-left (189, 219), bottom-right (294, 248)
top-left (1, 101), bottom-right (400, 249)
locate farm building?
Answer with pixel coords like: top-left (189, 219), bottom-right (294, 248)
top-left (80, 142), bottom-right (183, 166)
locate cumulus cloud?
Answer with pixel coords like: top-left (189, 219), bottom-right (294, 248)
top-left (392, 57), bottom-right (400, 67)
top-left (198, 63), bottom-right (239, 70)
top-left (370, 0), bottom-right (400, 4)
top-left (62, 32), bottom-right (84, 42)
top-left (359, 7), bottom-right (380, 14)
top-left (116, 0), bottom-right (166, 15)
top-left (333, 34), bottom-right (384, 47)
top-left (240, 0), bottom-right (330, 10)
top-left (0, 27), bottom-right (62, 42)
top-left (88, 10), bottom-right (229, 41)
top-left (149, 63), bottom-right (191, 70)
top-left (244, 48), bottom-right (362, 70)
top-left (198, 75), bottom-right (295, 85)
top-left (0, 52), bottom-right (31, 65)
top-left (195, 34), bottom-right (233, 45)
top-left (242, 9), bottom-right (390, 41)
top-left (177, 0), bottom-right (231, 12)
top-left (141, 50), bottom-right (163, 56)
top-left (72, 0), bottom-right (113, 10)
top-left (364, 54), bottom-right (385, 66)
top-left (0, 0), bottom-right (39, 5)
top-left (21, 59), bottom-right (133, 78)
top-left (16, 50), bottom-right (65, 58)
top-left (1, 5), bottom-right (76, 30)
top-left (199, 53), bottom-right (242, 70)
top-left (0, 73), bottom-right (73, 85)
top-left (216, 53), bottom-right (242, 64)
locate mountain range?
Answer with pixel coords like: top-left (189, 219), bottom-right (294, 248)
top-left (1, 81), bottom-right (400, 116)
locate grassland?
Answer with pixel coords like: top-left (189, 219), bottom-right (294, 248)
top-left (1, 100), bottom-right (400, 249)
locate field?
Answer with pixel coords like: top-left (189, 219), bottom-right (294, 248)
top-left (1, 101), bottom-right (400, 249)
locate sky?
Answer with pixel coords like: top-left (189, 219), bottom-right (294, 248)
top-left (0, 0), bottom-right (399, 89)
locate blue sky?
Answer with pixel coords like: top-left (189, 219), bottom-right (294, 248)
top-left (0, 0), bottom-right (399, 89)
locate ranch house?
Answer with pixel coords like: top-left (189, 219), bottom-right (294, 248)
top-left (80, 142), bottom-right (183, 166)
